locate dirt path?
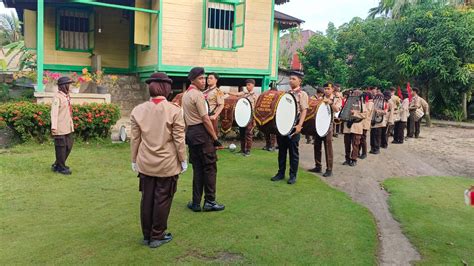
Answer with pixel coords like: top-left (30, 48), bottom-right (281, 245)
top-left (298, 126), bottom-right (473, 265)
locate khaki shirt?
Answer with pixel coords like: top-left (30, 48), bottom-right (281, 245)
top-left (290, 88), bottom-right (309, 113)
top-left (387, 98), bottom-right (397, 125)
top-left (343, 102), bottom-right (367, 135)
top-left (51, 91), bottom-right (74, 135)
top-left (409, 95), bottom-right (422, 111)
top-left (130, 99), bottom-right (186, 177)
top-left (363, 100), bottom-right (374, 130)
top-left (235, 91), bottom-right (258, 108)
top-left (400, 98), bottom-right (410, 122)
top-left (204, 86), bottom-right (224, 113)
top-left (372, 101), bottom-right (388, 128)
top-left (419, 97), bottom-right (429, 114)
top-left (182, 85), bottom-right (208, 126)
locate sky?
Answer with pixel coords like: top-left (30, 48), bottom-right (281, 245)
top-left (1, 1), bottom-right (380, 32)
top-left (276, 0), bottom-right (380, 33)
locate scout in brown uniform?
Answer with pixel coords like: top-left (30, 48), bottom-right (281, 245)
top-left (203, 73), bottom-right (225, 137)
top-left (381, 90), bottom-right (396, 149)
top-left (263, 85), bottom-right (277, 151)
top-left (271, 71), bottom-right (309, 184)
top-left (370, 93), bottom-right (388, 154)
top-left (359, 93), bottom-right (374, 159)
top-left (393, 92), bottom-right (409, 144)
top-left (130, 73), bottom-right (186, 248)
top-left (333, 84), bottom-right (343, 137)
top-left (407, 88), bottom-right (423, 138)
top-left (342, 90), bottom-right (367, 166)
top-left (305, 87), bottom-right (324, 144)
top-left (182, 67), bottom-right (225, 212)
top-left (419, 96), bottom-right (431, 127)
top-left (50, 77), bottom-right (75, 175)
top-left (309, 82), bottom-right (342, 177)
top-left (229, 79), bottom-right (258, 156)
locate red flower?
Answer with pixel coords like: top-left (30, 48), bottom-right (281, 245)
top-left (39, 122), bottom-right (44, 126)
top-left (95, 114), bottom-right (100, 118)
top-left (33, 114), bottom-right (38, 118)
top-left (87, 118), bottom-right (92, 123)
top-left (0, 117), bottom-right (4, 121)
top-left (38, 111), bottom-right (43, 115)
top-left (100, 111), bottom-right (105, 116)
top-left (73, 116), bottom-right (79, 121)
top-left (102, 119), bottom-right (109, 123)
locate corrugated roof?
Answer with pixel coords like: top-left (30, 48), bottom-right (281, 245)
top-left (274, 10), bottom-right (304, 30)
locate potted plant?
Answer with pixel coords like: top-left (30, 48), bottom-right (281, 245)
top-left (42, 71), bottom-right (61, 92)
top-left (69, 72), bottom-right (89, 94)
top-left (82, 68), bottom-right (109, 94)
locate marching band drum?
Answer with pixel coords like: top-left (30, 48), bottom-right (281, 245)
top-left (254, 90), bottom-right (298, 136)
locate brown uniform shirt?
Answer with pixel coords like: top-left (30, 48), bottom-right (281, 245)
top-left (51, 91), bottom-right (74, 135)
top-left (204, 86), bottom-right (224, 113)
top-left (343, 102), bottom-right (367, 135)
top-left (236, 91), bottom-right (258, 108)
top-left (419, 97), bottom-right (429, 114)
top-left (182, 85), bottom-right (208, 126)
top-left (130, 98), bottom-right (186, 177)
top-left (400, 98), bottom-right (410, 122)
top-left (289, 88), bottom-right (309, 114)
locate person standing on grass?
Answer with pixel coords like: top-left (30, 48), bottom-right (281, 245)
top-left (50, 76), bottom-right (75, 175)
top-left (228, 79), bottom-right (258, 157)
top-left (130, 72), bottom-right (187, 249)
top-left (182, 67), bottom-right (225, 212)
top-left (271, 71), bottom-right (309, 184)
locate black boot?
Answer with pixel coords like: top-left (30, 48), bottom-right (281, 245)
top-left (187, 202), bottom-right (201, 212)
top-left (309, 167), bottom-right (322, 173)
top-left (349, 160), bottom-right (357, 167)
top-left (359, 154), bottom-right (367, 159)
top-left (287, 177), bottom-right (296, 184)
top-left (342, 160), bottom-right (350, 165)
top-left (271, 174), bottom-right (284, 181)
top-left (149, 233), bottom-right (173, 248)
top-left (203, 200), bottom-right (225, 212)
top-left (322, 170), bottom-right (332, 177)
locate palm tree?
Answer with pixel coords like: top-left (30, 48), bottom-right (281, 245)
top-left (0, 11), bottom-right (22, 45)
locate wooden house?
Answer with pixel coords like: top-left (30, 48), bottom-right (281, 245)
top-left (3, 0), bottom-right (303, 113)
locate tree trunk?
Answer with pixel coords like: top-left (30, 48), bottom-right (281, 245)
top-left (462, 92), bottom-right (468, 121)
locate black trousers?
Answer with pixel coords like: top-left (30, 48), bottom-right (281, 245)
top-left (313, 127), bottom-right (334, 171)
top-left (276, 134), bottom-right (300, 179)
top-left (360, 130), bottom-right (368, 156)
top-left (139, 174), bottom-right (178, 241)
top-left (370, 128), bottom-right (382, 152)
top-left (53, 133), bottom-right (73, 169)
top-left (381, 126), bottom-right (389, 149)
top-left (186, 124), bottom-right (217, 205)
top-left (394, 121), bottom-right (407, 143)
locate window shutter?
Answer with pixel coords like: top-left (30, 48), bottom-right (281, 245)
top-left (88, 12), bottom-right (95, 50)
top-left (134, 0), bottom-right (151, 46)
top-left (24, 10), bottom-right (37, 49)
top-left (232, 0), bottom-right (245, 49)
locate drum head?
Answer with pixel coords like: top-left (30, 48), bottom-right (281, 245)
top-left (275, 93), bottom-right (297, 136)
top-left (234, 98), bottom-right (252, 127)
top-left (315, 102), bottom-right (332, 137)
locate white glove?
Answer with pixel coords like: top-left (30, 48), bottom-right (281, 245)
top-left (181, 161), bottom-right (188, 173)
top-left (132, 162), bottom-right (138, 173)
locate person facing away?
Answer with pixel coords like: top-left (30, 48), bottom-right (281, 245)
top-left (51, 76), bottom-right (75, 175)
top-left (130, 72), bottom-right (187, 248)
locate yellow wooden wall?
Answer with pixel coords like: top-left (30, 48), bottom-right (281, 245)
top-left (271, 23), bottom-right (278, 78)
top-left (137, 0), bottom-right (159, 67)
top-left (161, 0), bottom-right (272, 70)
top-left (43, 7), bottom-right (129, 69)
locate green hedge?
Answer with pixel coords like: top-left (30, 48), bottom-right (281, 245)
top-left (0, 101), bottom-right (120, 142)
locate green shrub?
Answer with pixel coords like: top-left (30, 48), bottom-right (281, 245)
top-left (0, 101), bottom-right (120, 142)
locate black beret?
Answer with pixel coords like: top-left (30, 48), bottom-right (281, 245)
top-left (290, 71), bottom-right (304, 79)
top-left (188, 67), bottom-right (205, 81)
top-left (245, 79), bottom-right (256, 85)
top-left (145, 72), bottom-right (173, 84)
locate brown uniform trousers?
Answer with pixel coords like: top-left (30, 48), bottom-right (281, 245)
top-left (407, 112), bottom-right (421, 138)
top-left (344, 133), bottom-right (362, 161)
top-left (211, 117), bottom-right (219, 137)
top-left (186, 124), bottom-right (217, 205)
top-left (265, 133), bottom-right (276, 149)
top-left (54, 133), bottom-right (74, 169)
top-left (239, 118), bottom-right (254, 152)
top-left (313, 127), bottom-right (334, 171)
top-left (139, 174), bottom-right (178, 241)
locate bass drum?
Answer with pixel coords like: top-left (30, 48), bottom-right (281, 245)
top-left (315, 102), bottom-right (333, 137)
top-left (301, 97), bottom-right (323, 136)
top-left (254, 90), bottom-right (298, 136)
top-left (220, 96), bottom-right (252, 133)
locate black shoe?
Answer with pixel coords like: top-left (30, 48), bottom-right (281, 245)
top-left (142, 238), bottom-right (150, 245)
top-left (349, 160), bottom-right (357, 167)
top-left (187, 202), bottom-right (201, 212)
top-left (243, 151), bottom-right (251, 157)
top-left (369, 150), bottom-right (380, 155)
top-left (268, 147), bottom-right (276, 152)
top-left (359, 154), bottom-right (367, 159)
top-left (271, 174), bottom-right (284, 181)
top-left (56, 167), bottom-right (72, 175)
top-left (333, 134), bottom-right (338, 138)
top-left (262, 147), bottom-right (269, 151)
top-left (51, 164), bottom-right (70, 172)
top-left (381, 146), bottom-right (387, 149)
top-left (149, 233), bottom-right (173, 248)
top-left (203, 200), bottom-right (225, 212)
top-left (287, 178), bottom-right (296, 184)
top-left (322, 170), bottom-right (332, 177)
top-left (309, 167), bottom-right (322, 173)
top-left (342, 160), bottom-right (350, 165)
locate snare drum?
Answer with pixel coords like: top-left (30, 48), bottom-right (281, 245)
top-left (254, 90), bottom-right (298, 136)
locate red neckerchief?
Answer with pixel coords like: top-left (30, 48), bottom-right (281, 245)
top-left (290, 87), bottom-right (302, 95)
top-left (203, 86), bottom-right (216, 99)
top-left (187, 85), bottom-right (199, 92)
top-left (59, 91), bottom-right (72, 114)
top-left (150, 96), bottom-right (166, 105)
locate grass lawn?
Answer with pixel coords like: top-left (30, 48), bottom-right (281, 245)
top-left (1, 142), bottom-right (377, 264)
top-left (384, 176), bottom-right (474, 265)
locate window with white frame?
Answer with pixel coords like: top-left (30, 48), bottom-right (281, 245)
top-left (57, 9), bottom-right (94, 51)
top-left (203, 0), bottom-right (246, 50)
